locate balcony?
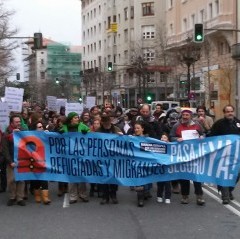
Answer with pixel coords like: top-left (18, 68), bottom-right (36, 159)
top-left (231, 43), bottom-right (240, 60)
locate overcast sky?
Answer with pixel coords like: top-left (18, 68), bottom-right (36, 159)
top-left (5, 0), bottom-right (82, 81)
top-left (6, 0), bottom-right (82, 45)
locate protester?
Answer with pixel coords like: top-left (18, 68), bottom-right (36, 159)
top-left (60, 112), bottom-right (90, 204)
top-left (133, 121), bottom-right (150, 207)
top-left (156, 133), bottom-right (171, 204)
top-left (210, 105), bottom-right (240, 204)
top-left (31, 121), bottom-right (51, 205)
top-left (194, 106), bottom-right (214, 136)
top-left (2, 115), bottom-right (26, 206)
top-left (0, 128), bottom-right (7, 193)
top-left (96, 114), bottom-right (123, 205)
top-left (170, 108), bottom-right (205, 206)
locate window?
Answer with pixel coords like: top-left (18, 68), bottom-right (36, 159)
top-left (143, 49), bottom-right (155, 62)
top-left (209, 3), bottom-right (213, 19)
top-left (124, 8), bottom-right (128, 20)
top-left (168, 0), bottom-right (173, 9)
top-left (169, 23), bottom-right (173, 35)
top-left (40, 71), bottom-right (45, 79)
top-left (200, 9), bottom-right (204, 23)
top-left (130, 6), bottom-right (134, 19)
top-left (142, 2), bottom-right (154, 16)
top-left (215, 0), bottom-right (219, 15)
top-left (183, 18), bottom-right (187, 31)
top-left (191, 14), bottom-right (195, 28)
top-left (124, 29), bottom-right (128, 42)
top-left (142, 25), bottom-right (155, 39)
top-left (124, 50), bottom-right (128, 61)
top-left (191, 77), bottom-right (200, 90)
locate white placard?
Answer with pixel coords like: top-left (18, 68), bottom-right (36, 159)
top-left (0, 102), bottom-right (10, 131)
top-left (47, 96), bottom-right (57, 111)
top-left (5, 87), bottom-right (24, 112)
top-left (56, 98), bottom-right (67, 113)
top-left (181, 130), bottom-right (199, 140)
top-left (65, 103), bottom-right (83, 116)
top-left (86, 96), bottom-right (96, 109)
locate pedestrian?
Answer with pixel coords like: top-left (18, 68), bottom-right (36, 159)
top-left (2, 114), bottom-right (26, 206)
top-left (133, 121), bottom-right (151, 207)
top-left (0, 128), bottom-right (7, 193)
top-left (96, 114), bottom-right (123, 205)
top-left (194, 106), bottom-right (213, 136)
top-left (60, 112), bottom-right (90, 204)
top-left (31, 121), bottom-right (51, 205)
top-left (170, 108), bottom-right (205, 206)
top-left (210, 105), bottom-right (240, 204)
top-left (156, 133), bottom-right (172, 204)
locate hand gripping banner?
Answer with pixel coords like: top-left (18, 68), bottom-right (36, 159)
top-left (14, 131), bottom-right (240, 187)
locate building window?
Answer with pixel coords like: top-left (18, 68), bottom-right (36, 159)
top-left (142, 2), bottom-right (154, 16)
top-left (200, 9), bottom-right (205, 23)
top-left (124, 7), bottom-right (128, 20)
top-left (209, 3), bottom-right (213, 19)
top-left (142, 25), bottom-right (155, 39)
top-left (169, 23), bottom-right (173, 35)
top-left (168, 0), bottom-right (173, 9)
top-left (191, 14), bottom-right (195, 28)
top-left (40, 71), bottom-right (45, 79)
top-left (143, 49), bottom-right (155, 62)
top-left (130, 6), bottom-right (134, 19)
top-left (183, 18), bottom-right (187, 31)
top-left (124, 29), bottom-right (128, 42)
top-left (215, 0), bottom-right (219, 15)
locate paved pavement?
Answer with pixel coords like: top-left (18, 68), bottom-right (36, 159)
top-left (0, 182), bottom-right (240, 239)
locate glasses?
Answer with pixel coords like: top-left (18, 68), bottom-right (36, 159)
top-left (37, 125), bottom-right (43, 129)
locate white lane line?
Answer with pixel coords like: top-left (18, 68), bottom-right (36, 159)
top-left (63, 193), bottom-right (70, 208)
top-left (202, 187), bottom-right (240, 217)
top-left (204, 185), bottom-right (240, 208)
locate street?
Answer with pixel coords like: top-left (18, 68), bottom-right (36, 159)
top-left (0, 182), bottom-right (240, 239)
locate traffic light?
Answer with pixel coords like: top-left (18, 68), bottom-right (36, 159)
top-left (194, 24), bottom-right (204, 43)
top-left (107, 62), bottom-right (113, 72)
top-left (34, 32), bottom-right (43, 49)
top-left (146, 93), bottom-right (155, 103)
top-left (16, 73), bottom-right (20, 81)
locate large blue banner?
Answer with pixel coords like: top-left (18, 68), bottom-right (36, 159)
top-left (14, 131), bottom-right (240, 186)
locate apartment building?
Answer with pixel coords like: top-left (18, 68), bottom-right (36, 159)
top-left (165, 0), bottom-right (238, 119)
top-left (81, 0), bottom-right (172, 107)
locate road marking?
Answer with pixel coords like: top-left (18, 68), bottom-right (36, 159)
top-left (203, 186), bottom-right (240, 217)
top-left (63, 193), bottom-right (70, 208)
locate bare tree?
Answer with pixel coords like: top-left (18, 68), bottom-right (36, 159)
top-left (0, 2), bottom-right (18, 82)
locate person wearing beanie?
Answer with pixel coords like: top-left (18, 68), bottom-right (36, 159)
top-left (170, 108), bottom-right (206, 206)
top-left (60, 112), bottom-right (90, 204)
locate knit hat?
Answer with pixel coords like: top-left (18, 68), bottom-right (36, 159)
top-left (181, 108), bottom-right (193, 114)
top-left (67, 112), bottom-right (79, 123)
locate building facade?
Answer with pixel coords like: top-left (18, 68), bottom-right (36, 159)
top-left (23, 39), bottom-right (82, 105)
top-left (81, 0), bottom-right (173, 107)
top-left (165, 0), bottom-right (238, 119)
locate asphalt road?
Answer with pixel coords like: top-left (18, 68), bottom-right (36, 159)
top-left (0, 182), bottom-right (240, 239)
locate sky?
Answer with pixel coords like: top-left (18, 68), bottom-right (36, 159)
top-left (6, 0), bottom-right (82, 45)
top-left (4, 0), bottom-right (82, 81)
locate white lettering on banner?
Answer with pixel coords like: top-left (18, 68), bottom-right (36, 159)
top-left (216, 140), bottom-right (232, 180)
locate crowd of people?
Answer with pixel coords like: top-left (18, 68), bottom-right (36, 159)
top-left (0, 102), bottom-right (239, 207)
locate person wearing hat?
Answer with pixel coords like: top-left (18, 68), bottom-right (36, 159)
top-left (96, 114), bottom-right (123, 205)
top-left (60, 112), bottom-right (90, 204)
top-left (170, 108), bottom-right (205, 206)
